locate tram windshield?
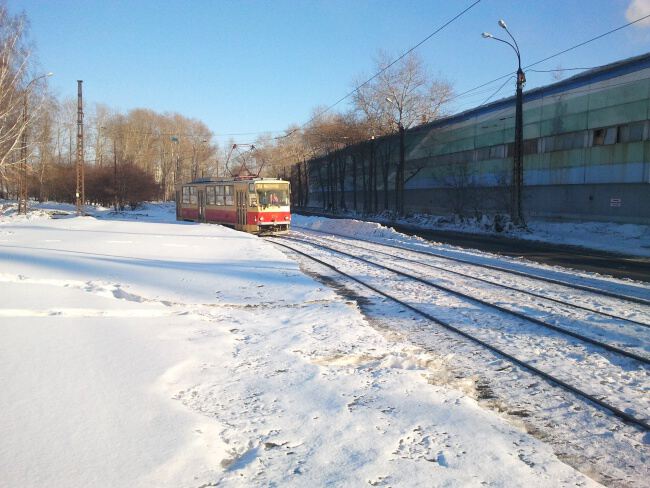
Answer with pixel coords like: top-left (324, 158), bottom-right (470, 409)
top-left (256, 183), bottom-right (289, 207)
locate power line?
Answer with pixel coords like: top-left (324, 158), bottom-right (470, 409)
top-left (159, 10), bottom-right (650, 145)
top-left (526, 13), bottom-right (650, 69)
top-left (528, 67), bottom-right (596, 73)
top-left (480, 76), bottom-right (514, 106)
top-left (104, 11), bottom-right (650, 146)
top-left (213, 1), bottom-right (482, 142)
top-left (449, 12), bottom-right (650, 107)
top-left (299, 0), bottom-right (483, 129)
top-left (212, 11), bottom-right (650, 144)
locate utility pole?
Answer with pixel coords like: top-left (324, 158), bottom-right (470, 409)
top-left (514, 66), bottom-right (525, 226)
top-left (483, 20), bottom-right (525, 226)
top-left (76, 80), bottom-right (84, 215)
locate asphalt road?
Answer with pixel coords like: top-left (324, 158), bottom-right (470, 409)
top-left (296, 211), bottom-right (650, 283)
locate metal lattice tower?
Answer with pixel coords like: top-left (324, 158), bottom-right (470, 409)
top-left (76, 80), bottom-right (84, 215)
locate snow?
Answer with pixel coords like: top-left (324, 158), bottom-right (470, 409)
top-left (294, 214), bottom-right (650, 299)
top-left (0, 200), bottom-right (625, 487)
top-left (315, 210), bottom-right (650, 257)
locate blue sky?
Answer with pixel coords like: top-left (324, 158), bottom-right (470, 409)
top-left (11, 0), bottom-right (650, 144)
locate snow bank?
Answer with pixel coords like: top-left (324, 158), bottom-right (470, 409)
top-left (300, 209), bottom-right (650, 257)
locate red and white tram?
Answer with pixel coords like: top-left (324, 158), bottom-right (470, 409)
top-left (176, 177), bottom-right (291, 233)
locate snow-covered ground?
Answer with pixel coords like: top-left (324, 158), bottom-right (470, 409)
top-left (310, 209), bottom-right (650, 257)
top-left (0, 200), bottom-right (637, 487)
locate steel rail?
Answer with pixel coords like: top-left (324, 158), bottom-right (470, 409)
top-left (293, 230), bottom-right (650, 329)
top-left (267, 237), bottom-right (650, 432)
top-left (283, 235), bottom-right (650, 365)
top-left (292, 225), bottom-right (650, 307)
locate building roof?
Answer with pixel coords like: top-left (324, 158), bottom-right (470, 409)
top-left (415, 51), bottom-right (650, 132)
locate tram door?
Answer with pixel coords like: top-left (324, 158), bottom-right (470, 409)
top-left (236, 190), bottom-right (247, 230)
top-left (198, 190), bottom-right (205, 222)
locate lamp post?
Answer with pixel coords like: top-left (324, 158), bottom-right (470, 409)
top-left (191, 138), bottom-right (209, 180)
top-left (171, 135), bottom-right (180, 186)
top-left (18, 72), bottom-right (53, 214)
top-left (385, 97), bottom-right (405, 215)
top-left (483, 20), bottom-right (525, 226)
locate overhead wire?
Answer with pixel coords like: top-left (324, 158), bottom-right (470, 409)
top-left (480, 76), bottom-right (515, 106)
top-left (449, 12), bottom-right (650, 107)
top-left (211, 0), bottom-right (482, 144)
top-left (528, 67), bottom-right (597, 73)
top-left (152, 11), bottom-right (650, 145)
top-left (297, 0), bottom-right (483, 129)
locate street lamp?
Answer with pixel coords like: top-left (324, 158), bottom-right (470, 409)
top-left (483, 19), bottom-right (526, 226)
top-left (171, 135), bottom-right (180, 187)
top-left (386, 97), bottom-right (406, 215)
top-left (18, 72), bottom-right (53, 214)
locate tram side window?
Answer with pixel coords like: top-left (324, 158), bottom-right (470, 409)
top-left (182, 187), bottom-right (190, 204)
top-left (215, 186), bottom-right (225, 206)
top-left (189, 187), bottom-right (197, 204)
top-left (206, 186), bottom-right (216, 205)
top-left (225, 185), bottom-right (234, 206)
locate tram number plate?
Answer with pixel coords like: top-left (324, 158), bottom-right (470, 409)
top-left (609, 198), bottom-right (622, 207)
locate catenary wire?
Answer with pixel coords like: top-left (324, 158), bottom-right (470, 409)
top-left (449, 12), bottom-right (650, 106)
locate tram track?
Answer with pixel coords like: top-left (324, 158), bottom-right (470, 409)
top-left (265, 235), bottom-right (650, 433)
top-left (292, 225), bottom-right (650, 307)
top-left (293, 229), bottom-right (650, 330)
top-left (285, 233), bottom-right (650, 365)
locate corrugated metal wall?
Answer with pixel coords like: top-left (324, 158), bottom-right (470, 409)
top-left (305, 54), bottom-right (650, 224)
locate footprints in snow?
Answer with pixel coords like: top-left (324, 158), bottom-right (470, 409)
top-left (393, 425), bottom-right (459, 467)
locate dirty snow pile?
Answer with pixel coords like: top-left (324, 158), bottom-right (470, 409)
top-left (0, 201), bottom-right (601, 487)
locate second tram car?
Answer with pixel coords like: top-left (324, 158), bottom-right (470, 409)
top-left (176, 177), bottom-right (290, 233)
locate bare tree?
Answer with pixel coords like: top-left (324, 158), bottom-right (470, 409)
top-left (0, 3), bottom-right (38, 196)
top-left (353, 50), bottom-right (453, 214)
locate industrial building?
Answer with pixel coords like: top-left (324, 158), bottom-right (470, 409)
top-left (305, 52), bottom-right (650, 224)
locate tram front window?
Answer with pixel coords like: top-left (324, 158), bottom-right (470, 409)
top-left (257, 188), bottom-right (289, 207)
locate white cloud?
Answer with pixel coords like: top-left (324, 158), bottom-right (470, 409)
top-left (626, 0), bottom-right (650, 27)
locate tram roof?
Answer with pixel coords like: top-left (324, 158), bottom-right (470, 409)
top-left (185, 177), bottom-right (288, 185)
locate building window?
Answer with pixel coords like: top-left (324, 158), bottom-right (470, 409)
top-left (506, 138), bottom-right (539, 157)
top-left (489, 145), bottom-right (505, 159)
top-left (476, 147), bottom-right (490, 161)
top-left (545, 132), bottom-right (585, 152)
top-left (593, 127), bottom-right (618, 146)
top-left (618, 122), bottom-right (645, 143)
top-left (593, 128), bottom-right (605, 146)
top-left (523, 138), bottom-right (539, 155)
